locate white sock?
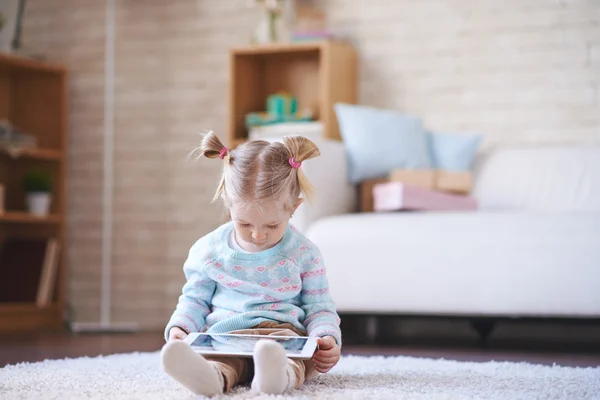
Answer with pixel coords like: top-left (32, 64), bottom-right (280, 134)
top-left (251, 339), bottom-right (295, 394)
top-left (161, 340), bottom-right (224, 397)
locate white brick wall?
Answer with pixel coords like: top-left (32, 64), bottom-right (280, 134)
top-left (22, 0), bottom-right (600, 330)
top-left (22, 1), bottom-right (106, 325)
top-left (317, 0), bottom-right (599, 146)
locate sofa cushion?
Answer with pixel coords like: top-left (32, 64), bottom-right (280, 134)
top-left (427, 131), bottom-right (483, 172)
top-left (306, 212), bottom-right (600, 316)
top-left (474, 146), bottom-right (600, 212)
top-left (334, 103), bottom-right (431, 184)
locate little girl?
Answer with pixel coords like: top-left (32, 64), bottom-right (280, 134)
top-left (161, 132), bottom-right (342, 397)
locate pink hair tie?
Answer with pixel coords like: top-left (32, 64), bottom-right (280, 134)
top-left (289, 157), bottom-right (302, 169)
top-left (219, 146), bottom-right (230, 160)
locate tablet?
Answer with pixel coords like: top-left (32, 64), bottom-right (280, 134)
top-left (183, 333), bottom-right (319, 359)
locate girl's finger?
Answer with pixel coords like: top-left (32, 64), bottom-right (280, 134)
top-left (313, 356), bottom-right (338, 364)
top-left (314, 353), bottom-right (338, 360)
top-left (315, 350), bottom-right (338, 359)
top-left (314, 361), bottom-right (334, 369)
top-left (313, 354), bottom-right (340, 360)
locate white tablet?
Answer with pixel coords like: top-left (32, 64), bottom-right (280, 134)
top-left (183, 333), bottom-right (319, 359)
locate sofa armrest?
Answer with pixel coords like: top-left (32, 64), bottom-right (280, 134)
top-left (291, 139), bottom-right (357, 233)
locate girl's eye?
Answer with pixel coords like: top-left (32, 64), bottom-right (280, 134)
top-left (267, 224), bottom-right (279, 230)
top-left (239, 223), bottom-right (251, 228)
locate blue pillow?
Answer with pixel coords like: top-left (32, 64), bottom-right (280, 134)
top-left (334, 103), bottom-right (432, 184)
top-left (427, 131), bottom-right (483, 171)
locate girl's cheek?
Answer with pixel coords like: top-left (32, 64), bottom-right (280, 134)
top-left (277, 228), bottom-right (286, 239)
top-left (237, 228), bottom-right (248, 240)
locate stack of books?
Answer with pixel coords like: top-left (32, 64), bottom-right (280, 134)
top-left (291, 4), bottom-right (333, 42)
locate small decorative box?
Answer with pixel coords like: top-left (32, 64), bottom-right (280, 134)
top-left (373, 182), bottom-right (478, 212)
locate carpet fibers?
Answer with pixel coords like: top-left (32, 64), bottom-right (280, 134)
top-left (1, 351), bottom-right (599, 400)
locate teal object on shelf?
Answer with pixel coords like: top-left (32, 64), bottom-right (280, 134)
top-left (245, 112), bottom-right (313, 128)
top-left (267, 93), bottom-right (297, 117)
top-left (245, 112), bottom-right (280, 127)
top-left (245, 92), bottom-right (313, 129)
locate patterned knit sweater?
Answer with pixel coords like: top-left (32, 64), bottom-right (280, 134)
top-left (165, 222), bottom-right (342, 346)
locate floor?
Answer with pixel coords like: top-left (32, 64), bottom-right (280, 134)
top-left (1, 330), bottom-right (599, 368)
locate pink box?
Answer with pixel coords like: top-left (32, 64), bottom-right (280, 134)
top-left (373, 182), bottom-right (478, 212)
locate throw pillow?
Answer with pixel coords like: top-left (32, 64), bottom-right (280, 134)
top-left (427, 131), bottom-right (483, 171)
top-left (334, 103), bottom-right (431, 184)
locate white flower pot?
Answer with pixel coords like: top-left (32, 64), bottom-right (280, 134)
top-left (27, 192), bottom-right (52, 216)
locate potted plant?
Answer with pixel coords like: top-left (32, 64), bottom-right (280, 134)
top-left (23, 168), bottom-right (52, 216)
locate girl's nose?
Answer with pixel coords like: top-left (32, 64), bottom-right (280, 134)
top-left (252, 231), bottom-right (266, 241)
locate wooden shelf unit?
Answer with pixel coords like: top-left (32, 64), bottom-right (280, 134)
top-left (0, 53), bottom-right (68, 333)
top-left (228, 40), bottom-right (357, 147)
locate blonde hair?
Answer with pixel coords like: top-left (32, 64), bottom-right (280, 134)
top-left (194, 131), bottom-right (320, 210)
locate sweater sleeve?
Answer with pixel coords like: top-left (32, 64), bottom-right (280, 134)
top-left (164, 239), bottom-right (216, 341)
top-left (300, 245), bottom-right (342, 346)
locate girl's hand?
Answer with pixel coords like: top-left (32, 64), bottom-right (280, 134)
top-left (312, 336), bottom-right (341, 373)
top-left (168, 327), bottom-right (188, 341)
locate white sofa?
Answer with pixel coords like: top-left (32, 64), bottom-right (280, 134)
top-left (292, 141), bottom-right (600, 320)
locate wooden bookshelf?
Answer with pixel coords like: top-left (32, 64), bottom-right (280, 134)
top-left (0, 53), bottom-right (68, 333)
top-left (228, 40), bottom-right (357, 147)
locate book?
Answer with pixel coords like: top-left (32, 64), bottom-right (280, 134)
top-left (36, 238), bottom-right (60, 307)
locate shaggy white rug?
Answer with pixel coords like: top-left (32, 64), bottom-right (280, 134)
top-left (1, 352), bottom-right (599, 400)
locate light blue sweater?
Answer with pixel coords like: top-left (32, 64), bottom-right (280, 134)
top-left (165, 222), bottom-right (342, 345)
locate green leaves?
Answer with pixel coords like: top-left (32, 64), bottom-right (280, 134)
top-left (23, 169), bottom-right (52, 193)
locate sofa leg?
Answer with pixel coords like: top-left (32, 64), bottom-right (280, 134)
top-left (469, 319), bottom-right (496, 345)
top-left (366, 315), bottom-right (378, 345)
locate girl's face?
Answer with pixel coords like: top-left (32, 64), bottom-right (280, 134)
top-left (229, 200), bottom-right (299, 253)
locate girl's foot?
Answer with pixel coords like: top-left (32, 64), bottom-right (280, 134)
top-left (251, 339), bottom-right (295, 394)
top-left (161, 340), bottom-right (224, 397)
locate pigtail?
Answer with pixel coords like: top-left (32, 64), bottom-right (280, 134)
top-left (199, 131), bottom-right (230, 160)
top-left (189, 131), bottom-right (231, 202)
top-left (282, 136), bottom-right (320, 202)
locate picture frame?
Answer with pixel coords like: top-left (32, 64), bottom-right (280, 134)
top-left (0, 0), bottom-right (25, 53)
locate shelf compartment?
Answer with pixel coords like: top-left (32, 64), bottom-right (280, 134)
top-left (228, 40), bottom-right (356, 146)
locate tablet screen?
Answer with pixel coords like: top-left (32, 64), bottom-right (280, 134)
top-left (189, 333), bottom-right (309, 355)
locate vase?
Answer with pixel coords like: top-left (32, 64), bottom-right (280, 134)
top-left (252, 1), bottom-right (293, 44)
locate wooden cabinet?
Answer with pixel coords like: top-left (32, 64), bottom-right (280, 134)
top-left (0, 53), bottom-right (68, 333)
top-left (228, 40), bottom-right (357, 147)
